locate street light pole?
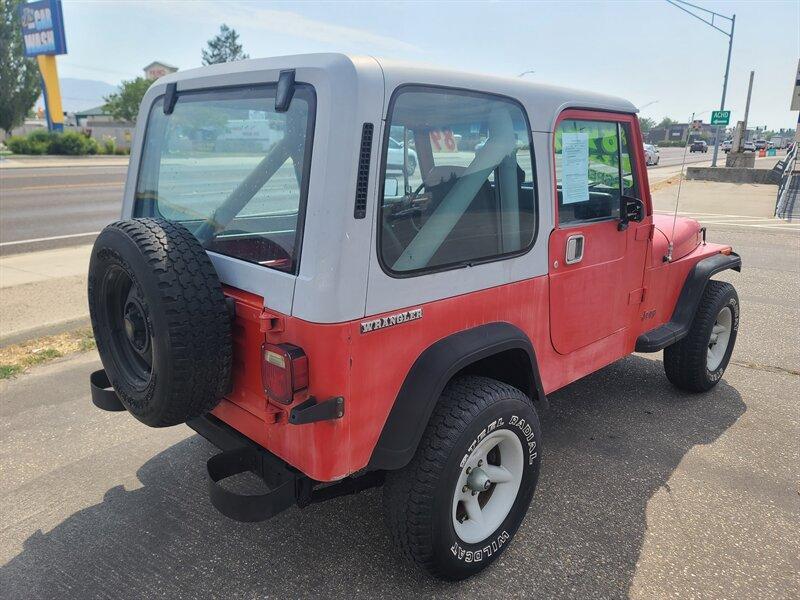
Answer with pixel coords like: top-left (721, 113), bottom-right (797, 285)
top-left (666, 0), bottom-right (735, 167)
top-left (712, 13), bottom-right (735, 167)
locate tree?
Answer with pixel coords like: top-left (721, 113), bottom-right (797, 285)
top-left (103, 77), bottom-right (152, 123)
top-left (0, 0), bottom-right (42, 135)
top-left (202, 24), bottom-right (249, 65)
top-left (639, 117), bottom-right (656, 133)
top-left (657, 117), bottom-right (676, 129)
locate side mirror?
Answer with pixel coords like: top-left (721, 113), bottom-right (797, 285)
top-left (619, 196), bottom-right (645, 230)
top-left (624, 196), bottom-right (645, 222)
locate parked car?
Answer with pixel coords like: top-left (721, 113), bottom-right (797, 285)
top-left (754, 139), bottom-right (768, 150)
top-left (721, 139), bottom-right (733, 153)
top-left (387, 136), bottom-right (418, 175)
top-left (643, 143), bottom-right (660, 165)
top-left (743, 141), bottom-right (756, 152)
top-left (87, 54), bottom-right (741, 581)
top-left (690, 140), bottom-right (708, 153)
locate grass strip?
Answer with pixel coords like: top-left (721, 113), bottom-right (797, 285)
top-left (0, 329), bottom-right (96, 380)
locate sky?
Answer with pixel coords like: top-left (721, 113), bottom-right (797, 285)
top-left (55, 0), bottom-right (800, 130)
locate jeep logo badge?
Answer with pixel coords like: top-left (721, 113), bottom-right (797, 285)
top-left (360, 308), bottom-right (423, 334)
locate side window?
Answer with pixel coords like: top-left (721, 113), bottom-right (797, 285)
top-left (555, 119), bottom-right (638, 226)
top-left (379, 87), bottom-right (537, 275)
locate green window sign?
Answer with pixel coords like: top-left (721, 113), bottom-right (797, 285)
top-left (711, 110), bottom-right (730, 126)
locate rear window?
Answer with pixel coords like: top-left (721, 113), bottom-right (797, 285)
top-left (134, 83), bottom-right (315, 273)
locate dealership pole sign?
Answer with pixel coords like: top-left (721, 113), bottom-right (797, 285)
top-left (19, 0), bottom-right (67, 131)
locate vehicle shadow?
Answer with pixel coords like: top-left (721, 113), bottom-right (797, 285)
top-left (0, 355), bottom-right (745, 599)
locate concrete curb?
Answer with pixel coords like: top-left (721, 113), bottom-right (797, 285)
top-left (686, 166), bottom-right (780, 185)
top-left (0, 156), bottom-right (129, 170)
top-left (0, 315), bottom-right (91, 348)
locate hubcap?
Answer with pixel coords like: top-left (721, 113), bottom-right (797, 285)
top-left (101, 266), bottom-right (153, 388)
top-left (123, 298), bottom-right (149, 354)
top-left (707, 306), bottom-right (732, 371)
top-left (452, 429), bottom-right (524, 544)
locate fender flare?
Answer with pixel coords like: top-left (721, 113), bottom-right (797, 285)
top-left (636, 252), bottom-right (741, 352)
top-left (367, 322), bottom-right (546, 472)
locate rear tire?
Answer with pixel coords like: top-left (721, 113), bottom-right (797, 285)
top-left (664, 280), bottom-right (739, 392)
top-left (382, 376), bottom-right (541, 580)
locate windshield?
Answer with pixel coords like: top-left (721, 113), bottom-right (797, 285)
top-left (134, 83), bottom-right (315, 274)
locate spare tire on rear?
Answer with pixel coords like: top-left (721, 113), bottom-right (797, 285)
top-left (88, 218), bottom-right (232, 427)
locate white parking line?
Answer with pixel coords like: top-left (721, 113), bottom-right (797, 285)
top-left (654, 210), bottom-right (800, 231)
top-left (0, 231), bottom-right (100, 247)
top-left (701, 222), bottom-right (800, 231)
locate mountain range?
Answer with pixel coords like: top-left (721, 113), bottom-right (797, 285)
top-left (36, 78), bottom-right (119, 113)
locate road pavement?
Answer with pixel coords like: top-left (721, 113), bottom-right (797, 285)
top-left (1, 200), bottom-right (798, 598)
top-left (0, 165), bottom-right (125, 255)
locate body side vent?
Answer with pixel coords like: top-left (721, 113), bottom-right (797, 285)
top-left (354, 123), bottom-right (374, 219)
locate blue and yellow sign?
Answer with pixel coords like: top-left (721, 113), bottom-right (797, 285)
top-left (20, 0), bottom-right (67, 56)
top-left (19, 0), bottom-right (67, 131)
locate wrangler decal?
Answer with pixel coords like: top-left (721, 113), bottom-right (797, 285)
top-left (360, 308), bottom-right (423, 334)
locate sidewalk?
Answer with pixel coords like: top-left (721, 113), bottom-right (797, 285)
top-left (0, 154), bottom-right (129, 169)
top-left (0, 245), bottom-right (92, 346)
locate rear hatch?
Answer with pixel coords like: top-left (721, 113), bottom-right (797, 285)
top-left (129, 76), bottom-right (317, 422)
top-left (131, 79), bottom-right (316, 297)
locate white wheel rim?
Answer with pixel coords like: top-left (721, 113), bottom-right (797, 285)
top-left (707, 306), bottom-right (732, 371)
top-left (452, 429), bottom-right (524, 544)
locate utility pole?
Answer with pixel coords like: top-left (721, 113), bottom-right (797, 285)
top-left (730, 70), bottom-right (754, 157)
top-left (666, 1), bottom-right (735, 167)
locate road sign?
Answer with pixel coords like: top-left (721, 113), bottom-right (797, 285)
top-left (711, 111), bottom-right (731, 126)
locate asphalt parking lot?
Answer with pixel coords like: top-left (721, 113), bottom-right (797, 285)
top-left (1, 219), bottom-right (797, 599)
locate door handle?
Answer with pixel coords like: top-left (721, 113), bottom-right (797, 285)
top-left (565, 234), bottom-right (584, 264)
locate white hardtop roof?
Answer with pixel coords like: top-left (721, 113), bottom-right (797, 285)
top-left (156, 53), bottom-right (637, 131)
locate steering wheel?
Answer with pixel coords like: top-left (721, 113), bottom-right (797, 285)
top-left (388, 181), bottom-right (428, 231)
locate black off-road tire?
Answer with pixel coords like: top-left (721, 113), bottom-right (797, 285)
top-left (664, 280), bottom-right (739, 392)
top-left (88, 218), bottom-right (232, 427)
top-left (382, 376), bottom-right (541, 580)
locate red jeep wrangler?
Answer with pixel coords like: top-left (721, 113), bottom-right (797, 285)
top-left (88, 54), bottom-right (740, 580)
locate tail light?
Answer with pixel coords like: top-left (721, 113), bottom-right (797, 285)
top-left (261, 343), bottom-right (308, 404)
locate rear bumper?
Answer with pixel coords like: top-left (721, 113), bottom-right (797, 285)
top-left (189, 413), bottom-right (383, 521)
top-left (91, 377), bottom-right (382, 523)
top-left (188, 414), bottom-right (309, 522)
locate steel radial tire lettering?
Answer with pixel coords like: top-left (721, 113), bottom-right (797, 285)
top-left (88, 218), bottom-right (232, 427)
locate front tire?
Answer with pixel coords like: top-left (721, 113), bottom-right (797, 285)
top-left (664, 280), bottom-right (739, 392)
top-left (382, 376), bottom-right (541, 580)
